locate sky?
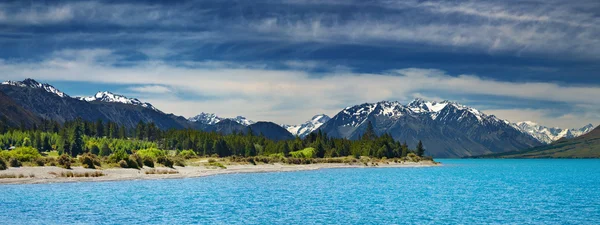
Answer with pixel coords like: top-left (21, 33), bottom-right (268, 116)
top-left (0, 0), bottom-right (599, 128)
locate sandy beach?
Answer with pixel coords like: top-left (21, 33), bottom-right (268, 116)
top-left (0, 161), bottom-right (439, 185)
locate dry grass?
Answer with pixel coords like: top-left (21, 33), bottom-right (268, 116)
top-left (48, 171), bottom-right (104, 177)
top-left (0, 173), bottom-right (34, 179)
top-left (144, 169), bottom-right (178, 174)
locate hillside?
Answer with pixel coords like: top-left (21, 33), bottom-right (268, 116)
top-left (479, 125), bottom-right (600, 158)
top-left (0, 90), bottom-right (41, 128)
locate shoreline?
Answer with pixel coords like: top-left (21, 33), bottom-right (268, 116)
top-left (0, 161), bottom-right (439, 185)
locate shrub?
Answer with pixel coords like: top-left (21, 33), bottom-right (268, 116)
top-left (109, 149), bottom-right (129, 163)
top-left (135, 148), bottom-right (166, 160)
top-left (0, 158), bottom-right (7, 170)
top-left (247, 157), bottom-right (256, 165)
top-left (35, 158), bottom-right (46, 166)
top-left (9, 158), bottom-right (22, 167)
top-left (118, 160), bottom-right (129, 168)
top-left (80, 153), bottom-right (101, 169)
top-left (126, 156), bottom-right (140, 169)
top-left (157, 156), bottom-right (173, 168)
top-left (5, 147), bottom-right (41, 162)
top-left (130, 154), bottom-right (143, 168)
top-left (178, 150), bottom-right (197, 159)
top-left (145, 169), bottom-right (178, 174)
top-left (208, 158), bottom-right (216, 163)
top-left (174, 158), bottom-right (185, 167)
top-left (57, 154), bottom-right (71, 169)
top-left (142, 156), bottom-right (155, 168)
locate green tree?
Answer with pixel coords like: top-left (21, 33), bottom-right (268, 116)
top-left (70, 123), bottom-right (84, 156)
top-left (90, 144), bottom-right (100, 155)
top-left (416, 140), bottom-right (425, 157)
top-left (99, 142), bottom-right (111, 156)
top-left (95, 119), bottom-right (104, 137)
top-left (22, 137), bottom-right (32, 147)
top-left (362, 121), bottom-right (377, 140)
top-left (314, 141), bottom-right (325, 158)
top-left (244, 142), bottom-right (256, 157)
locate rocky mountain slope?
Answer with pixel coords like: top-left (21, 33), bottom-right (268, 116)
top-left (317, 99), bottom-right (543, 157)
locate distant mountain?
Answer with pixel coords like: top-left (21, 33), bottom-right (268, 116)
top-left (511, 121), bottom-right (594, 144)
top-left (0, 90), bottom-right (41, 128)
top-left (0, 78), bottom-right (189, 129)
top-left (78, 91), bottom-right (160, 112)
top-left (249, 122), bottom-right (295, 141)
top-left (205, 119), bottom-right (247, 135)
top-left (2, 78), bottom-right (69, 98)
top-left (189, 113), bottom-right (255, 126)
top-left (480, 125), bottom-right (600, 158)
top-left (318, 99), bottom-right (542, 158)
top-left (283, 114), bottom-right (331, 137)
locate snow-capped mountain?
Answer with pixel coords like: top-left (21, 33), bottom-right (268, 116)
top-left (283, 114), bottom-right (331, 137)
top-left (318, 98), bottom-right (542, 157)
top-left (188, 113), bottom-right (255, 126)
top-left (512, 121), bottom-right (594, 144)
top-left (77, 91), bottom-right (160, 112)
top-left (1, 78), bottom-right (69, 98)
top-left (188, 112), bottom-right (222, 125)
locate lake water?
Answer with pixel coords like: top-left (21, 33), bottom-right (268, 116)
top-left (1, 159), bottom-right (600, 224)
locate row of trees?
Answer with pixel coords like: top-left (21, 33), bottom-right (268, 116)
top-left (0, 119), bottom-right (426, 158)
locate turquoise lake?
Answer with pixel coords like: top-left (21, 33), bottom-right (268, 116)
top-left (1, 159), bottom-right (600, 224)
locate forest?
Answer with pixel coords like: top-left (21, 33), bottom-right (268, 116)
top-left (0, 117), bottom-right (428, 169)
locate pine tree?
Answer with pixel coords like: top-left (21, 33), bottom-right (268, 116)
top-left (362, 121), bottom-right (377, 140)
top-left (281, 142), bottom-right (290, 157)
top-left (42, 135), bottom-right (51, 151)
top-left (70, 123), bottom-right (84, 156)
top-left (416, 140), bottom-right (425, 157)
top-left (95, 119), bottom-right (104, 137)
top-left (401, 141), bottom-right (408, 157)
top-left (314, 141), bottom-right (325, 158)
top-left (99, 142), bottom-right (111, 156)
top-left (244, 142), bottom-right (256, 157)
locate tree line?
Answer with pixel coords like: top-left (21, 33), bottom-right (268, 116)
top-left (0, 118), bottom-right (426, 159)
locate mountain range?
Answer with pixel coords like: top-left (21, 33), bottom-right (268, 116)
top-left (480, 125), bottom-right (600, 158)
top-left (0, 78), bottom-right (595, 157)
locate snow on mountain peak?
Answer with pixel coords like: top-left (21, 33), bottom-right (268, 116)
top-left (188, 113), bottom-right (255, 126)
top-left (78, 91), bottom-right (160, 112)
top-left (512, 122), bottom-right (594, 144)
top-left (1, 78), bottom-right (69, 98)
top-left (311, 114), bottom-right (331, 123)
top-left (232, 116), bottom-right (255, 126)
top-left (284, 114), bottom-right (331, 137)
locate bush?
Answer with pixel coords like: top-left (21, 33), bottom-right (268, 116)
top-left (157, 156), bottom-right (173, 168)
top-left (174, 158), bottom-right (185, 167)
top-left (118, 160), bottom-right (129, 168)
top-left (109, 149), bottom-right (129, 163)
top-left (135, 148), bottom-right (166, 160)
top-left (57, 154), bottom-right (71, 169)
top-left (80, 153), bottom-right (101, 169)
top-left (178, 150), bottom-right (197, 159)
top-left (142, 156), bottom-right (155, 168)
top-left (35, 158), bottom-right (45, 166)
top-left (0, 158), bottom-right (6, 170)
top-left (130, 154), bottom-right (143, 168)
top-left (4, 147), bottom-right (41, 162)
top-left (126, 156), bottom-right (140, 169)
top-left (9, 158), bottom-right (22, 167)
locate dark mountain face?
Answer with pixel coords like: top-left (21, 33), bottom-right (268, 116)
top-left (248, 122), bottom-right (295, 141)
top-left (0, 90), bottom-right (41, 128)
top-left (204, 119), bottom-right (248, 135)
top-left (318, 100), bottom-right (542, 158)
top-left (484, 125), bottom-right (600, 158)
top-left (0, 80), bottom-right (190, 130)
